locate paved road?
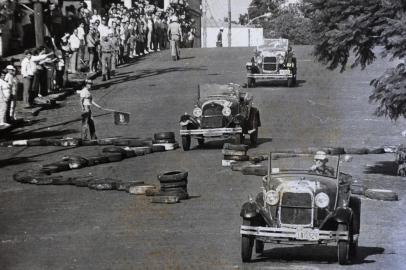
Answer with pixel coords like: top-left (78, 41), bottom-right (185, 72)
top-left (0, 47), bottom-right (405, 270)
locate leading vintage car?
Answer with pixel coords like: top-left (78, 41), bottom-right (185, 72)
top-left (179, 84), bottom-right (261, 151)
top-left (239, 153), bottom-right (361, 265)
top-left (246, 38), bottom-right (297, 87)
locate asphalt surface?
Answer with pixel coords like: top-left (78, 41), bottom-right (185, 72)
top-left (1, 46), bottom-right (406, 270)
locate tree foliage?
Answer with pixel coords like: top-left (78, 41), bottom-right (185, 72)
top-left (304, 0), bottom-right (406, 120)
top-left (248, 0), bottom-right (282, 20)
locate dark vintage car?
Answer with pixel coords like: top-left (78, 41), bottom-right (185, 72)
top-left (246, 38), bottom-right (297, 87)
top-left (179, 83), bottom-right (261, 151)
top-left (240, 153), bottom-right (361, 265)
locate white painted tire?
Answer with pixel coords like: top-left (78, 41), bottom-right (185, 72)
top-left (152, 143), bottom-right (179, 151)
top-left (12, 140), bottom-right (28, 146)
top-left (128, 185), bottom-right (156, 195)
top-left (364, 189), bottom-right (398, 201)
top-left (222, 159), bottom-right (236, 167)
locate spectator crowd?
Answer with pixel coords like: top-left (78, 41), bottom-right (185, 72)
top-left (0, 0), bottom-right (197, 128)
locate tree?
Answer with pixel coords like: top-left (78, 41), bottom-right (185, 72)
top-left (248, 0), bottom-right (282, 20)
top-left (304, 0), bottom-right (406, 120)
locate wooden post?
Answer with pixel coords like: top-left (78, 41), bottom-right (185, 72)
top-left (33, 1), bottom-right (44, 46)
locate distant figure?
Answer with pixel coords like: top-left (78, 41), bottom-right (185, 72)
top-left (167, 15), bottom-right (182, 61)
top-left (309, 151), bottom-right (335, 177)
top-left (216, 28), bottom-right (224, 47)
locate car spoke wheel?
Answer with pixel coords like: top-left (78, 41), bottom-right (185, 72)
top-left (241, 219), bottom-right (254, 262)
top-left (337, 224), bottom-right (350, 265)
top-left (181, 135), bottom-right (191, 151)
top-left (197, 138), bottom-right (204, 147)
top-left (234, 133), bottom-right (244, 144)
top-left (248, 78), bottom-right (256, 88)
top-left (255, 240), bottom-right (264, 254)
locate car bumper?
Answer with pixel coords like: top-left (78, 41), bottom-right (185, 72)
top-left (240, 225), bottom-right (349, 243)
top-left (180, 127), bottom-right (242, 137)
top-left (247, 73), bottom-right (293, 80)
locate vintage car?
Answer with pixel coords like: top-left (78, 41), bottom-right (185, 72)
top-left (179, 83), bottom-right (261, 151)
top-left (246, 38), bottom-right (297, 87)
top-left (240, 153), bottom-right (361, 265)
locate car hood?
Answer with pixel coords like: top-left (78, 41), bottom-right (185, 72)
top-left (261, 50), bottom-right (286, 58)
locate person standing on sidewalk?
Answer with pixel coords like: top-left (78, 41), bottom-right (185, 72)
top-left (216, 28), bottom-right (224, 47)
top-left (5, 65), bottom-right (18, 121)
top-left (68, 29), bottom-right (81, 73)
top-left (20, 50), bottom-right (35, 108)
top-left (100, 34), bottom-right (114, 81)
top-left (167, 16), bottom-right (182, 61)
top-left (0, 70), bottom-right (11, 128)
top-left (86, 26), bottom-right (98, 73)
top-left (77, 79), bottom-right (102, 140)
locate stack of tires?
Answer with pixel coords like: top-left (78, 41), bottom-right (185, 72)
top-left (222, 143), bottom-right (249, 166)
top-left (157, 170), bottom-right (189, 200)
top-left (152, 132), bottom-right (179, 151)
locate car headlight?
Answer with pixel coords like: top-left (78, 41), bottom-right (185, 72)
top-left (193, 107), bottom-right (202, 117)
top-left (315, 192), bottom-right (330, 208)
top-left (222, 107), bottom-right (231, 116)
top-left (265, 190), bottom-right (279, 206)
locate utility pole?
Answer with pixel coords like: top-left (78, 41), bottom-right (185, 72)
top-left (202, 0), bottom-right (207, 48)
top-left (33, 0), bottom-right (45, 46)
top-left (228, 0), bottom-right (231, 47)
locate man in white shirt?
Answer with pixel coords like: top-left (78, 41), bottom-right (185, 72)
top-left (20, 50), bottom-right (35, 108)
top-left (98, 17), bottom-right (111, 38)
top-left (0, 70), bottom-right (11, 127)
top-left (77, 22), bottom-right (86, 65)
top-left (68, 29), bottom-right (81, 73)
top-left (5, 65), bottom-right (18, 121)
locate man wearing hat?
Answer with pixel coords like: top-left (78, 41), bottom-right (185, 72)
top-left (309, 151), bottom-right (335, 176)
top-left (217, 27), bottom-right (224, 47)
top-left (77, 79), bottom-right (102, 140)
top-left (100, 32), bottom-right (115, 81)
top-left (167, 15), bottom-right (182, 61)
top-left (5, 65), bottom-right (18, 121)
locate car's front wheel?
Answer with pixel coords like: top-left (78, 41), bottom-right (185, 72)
top-left (337, 223), bottom-right (350, 265)
top-left (287, 78), bottom-right (293, 87)
top-left (241, 219), bottom-right (254, 262)
top-left (248, 77), bottom-right (256, 88)
top-left (255, 240), bottom-right (264, 254)
top-left (181, 135), bottom-right (191, 151)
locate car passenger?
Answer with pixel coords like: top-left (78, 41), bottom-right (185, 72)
top-left (309, 151), bottom-right (335, 177)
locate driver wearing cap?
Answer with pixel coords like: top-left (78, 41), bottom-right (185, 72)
top-left (309, 151), bottom-right (335, 176)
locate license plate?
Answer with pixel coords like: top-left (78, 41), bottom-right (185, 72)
top-left (295, 228), bottom-right (319, 241)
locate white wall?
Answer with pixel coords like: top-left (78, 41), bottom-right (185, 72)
top-left (203, 27), bottom-right (263, 48)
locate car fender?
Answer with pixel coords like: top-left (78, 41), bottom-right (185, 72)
top-left (179, 114), bottom-right (199, 129)
top-left (334, 207), bottom-right (353, 224)
top-left (240, 201), bottom-right (259, 219)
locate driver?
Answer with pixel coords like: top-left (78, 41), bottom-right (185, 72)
top-left (309, 151), bottom-right (335, 176)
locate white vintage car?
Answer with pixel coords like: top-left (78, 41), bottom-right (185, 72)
top-left (246, 38), bottom-right (297, 87)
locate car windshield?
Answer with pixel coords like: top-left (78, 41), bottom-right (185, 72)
top-left (259, 39), bottom-right (288, 51)
top-left (199, 83), bottom-right (242, 99)
top-left (269, 152), bottom-right (340, 178)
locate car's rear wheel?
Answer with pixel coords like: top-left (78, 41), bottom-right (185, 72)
top-left (234, 133), bottom-right (244, 144)
top-left (241, 219), bottom-right (254, 262)
top-left (255, 240), bottom-right (264, 254)
top-left (248, 77), bottom-right (256, 88)
top-left (287, 78), bottom-right (293, 87)
top-left (197, 138), bottom-right (204, 147)
top-left (337, 223), bottom-right (350, 265)
top-left (349, 196), bottom-right (361, 258)
top-left (181, 135), bottom-right (191, 151)
top-left (250, 113), bottom-right (259, 146)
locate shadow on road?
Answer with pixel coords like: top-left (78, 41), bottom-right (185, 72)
top-left (190, 137), bottom-right (272, 150)
top-left (93, 66), bottom-right (207, 90)
top-left (364, 161), bottom-right (398, 176)
top-left (2, 129), bottom-right (78, 141)
top-left (254, 79), bottom-right (307, 88)
top-left (253, 245), bottom-right (384, 265)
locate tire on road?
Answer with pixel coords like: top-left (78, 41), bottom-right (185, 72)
top-left (158, 170), bottom-right (188, 183)
top-left (102, 146), bottom-right (127, 157)
top-left (223, 155), bottom-right (249, 161)
top-left (222, 149), bottom-right (247, 156)
top-left (153, 138), bottom-right (176, 144)
top-left (103, 153), bottom-right (124, 162)
top-left (151, 195), bottom-right (180, 204)
top-left (70, 176), bottom-right (94, 187)
top-left (87, 155), bottom-right (110, 166)
top-left (367, 147), bottom-right (385, 154)
top-left (160, 180), bottom-right (188, 189)
top-left (81, 140), bottom-right (98, 146)
top-left (223, 143), bottom-right (249, 152)
top-left (231, 161), bottom-right (254, 171)
top-left (88, 178), bottom-right (118, 190)
top-left (116, 181), bottom-right (145, 192)
top-left (152, 145), bottom-right (166, 152)
top-left (62, 155), bottom-right (89, 169)
top-left (364, 189), bottom-right (398, 201)
top-left (41, 161), bottom-right (71, 173)
top-left (154, 132), bottom-right (175, 141)
top-left (13, 169), bottom-right (47, 183)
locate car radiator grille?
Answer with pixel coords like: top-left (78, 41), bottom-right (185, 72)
top-left (263, 57), bottom-right (277, 71)
top-left (201, 104), bottom-right (224, 128)
top-left (279, 192), bottom-right (313, 225)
